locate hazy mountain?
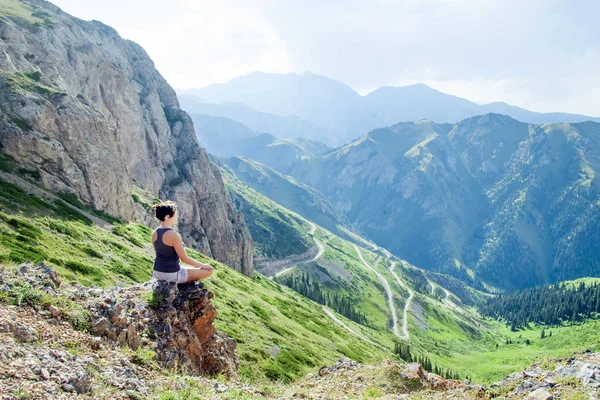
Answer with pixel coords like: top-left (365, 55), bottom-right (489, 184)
top-left (189, 113), bottom-right (330, 171)
top-left (178, 92), bottom-right (333, 144)
top-left (289, 114), bottom-right (600, 290)
top-left (189, 113), bottom-right (258, 157)
top-left (180, 72), bottom-right (600, 145)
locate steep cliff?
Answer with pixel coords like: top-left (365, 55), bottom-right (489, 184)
top-left (0, 0), bottom-right (253, 275)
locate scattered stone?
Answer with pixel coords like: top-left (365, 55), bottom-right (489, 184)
top-left (554, 365), bottom-right (577, 377)
top-left (70, 372), bottom-right (93, 394)
top-left (527, 387), bottom-right (553, 400)
top-left (268, 345), bottom-right (280, 357)
top-left (18, 262), bottom-right (29, 274)
top-left (12, 323), bottom-right (38, 343)
top-left (544, 377), bottom-right (556, 387)
top-left (62, 383), bottom-right (76, 393)
top-left (40, 367), bottom-right (50, 380)
top-left (48, 305), bottom-right (62, 318)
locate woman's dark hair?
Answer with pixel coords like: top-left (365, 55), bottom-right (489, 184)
top-left (152, 200), bottom-right (177, 221)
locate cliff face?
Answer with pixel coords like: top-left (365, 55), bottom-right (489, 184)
top-left (0, 0), bottom-right (253, 275)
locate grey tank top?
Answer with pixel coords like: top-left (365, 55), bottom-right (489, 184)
top-left (153, 228), bottom-right (180, 273)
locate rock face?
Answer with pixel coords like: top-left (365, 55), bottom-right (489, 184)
top-left (147, 281), bottom-right (238, 376)
top-left (0, 0), bottom-right (253, 276)
top-left (88, 281), bottom-right (238, 378)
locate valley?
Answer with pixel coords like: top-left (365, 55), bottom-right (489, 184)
top-left (1, 0), bottom-right (599, 398)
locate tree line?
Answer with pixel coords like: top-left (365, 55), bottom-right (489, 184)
top-left (275, 270), bottom-right (368, 325)
top-left (393, 342), bottom-right (462, 380)
top-left (479, 281), bottom-right (600, 330)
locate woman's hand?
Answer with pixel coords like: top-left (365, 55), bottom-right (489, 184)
top-left (199, 263), bottom-right (214, 272)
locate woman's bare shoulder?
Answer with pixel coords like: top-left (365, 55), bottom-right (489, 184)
top-left (162, 229), bottom-right (182, 245)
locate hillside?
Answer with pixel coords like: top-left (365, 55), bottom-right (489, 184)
top-left (219, 156), bottom-right (351, 239)
top-left (219, 165), bottom-right (315, 264)
top-left (2, 138), bottom-right (600, 396)
top-left (215, 161), bottom-right (600, 384)
top-left (289, 114), bottom-right (600, 290)
top-left (0, 0), bottom-right (253, 274)
top-left (181, 72), bottom-right (600, 145)
top-left (0, 170), bottom-right (395, 382)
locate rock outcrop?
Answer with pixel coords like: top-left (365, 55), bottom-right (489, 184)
top-left (0, 0), bottom-right (253, 276)
top-left (3, 261), bottom-right (239, 379)
top-left (88, 280), bottom-right (238, 378)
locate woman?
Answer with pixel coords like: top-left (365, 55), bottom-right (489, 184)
top-left (151, 200), bottom-right (213, 284)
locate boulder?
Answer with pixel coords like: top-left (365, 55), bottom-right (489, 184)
top-left (527, 388), bottom-right (553, 400)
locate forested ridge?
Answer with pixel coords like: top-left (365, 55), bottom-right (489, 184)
top-left (479, 281), bottom-right (600, 330)
top-left (275, 271), bottom-right (368, 325)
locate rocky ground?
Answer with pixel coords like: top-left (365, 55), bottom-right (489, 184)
top-left (0, 262), bottom-right (599, 399)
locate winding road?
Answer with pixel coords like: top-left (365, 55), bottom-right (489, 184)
top-left (428, 280), bottom-right (464, 315)
top-left (271, 221), bottom-right (325, 279)
top-left (389, 261), bottom-right (413, 340)
top-left (352, 245), bottom-right (412, 340)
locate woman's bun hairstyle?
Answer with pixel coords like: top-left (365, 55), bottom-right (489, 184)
top-left (152, 200), bottom-right (177, 221)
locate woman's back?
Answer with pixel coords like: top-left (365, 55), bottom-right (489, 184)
top-left (153, 227), bottom-right (180, 273)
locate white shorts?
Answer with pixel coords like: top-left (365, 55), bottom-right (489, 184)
top-left (152, 267), bottom-right (190, 284)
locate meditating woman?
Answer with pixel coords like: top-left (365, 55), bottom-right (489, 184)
top-left (151, 201), bottom-right (213, 284)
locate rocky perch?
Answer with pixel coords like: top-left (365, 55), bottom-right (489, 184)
top-left (89, 280), bottom-right (238, 377)
top-left (2, 262), bottom-right (238, 379)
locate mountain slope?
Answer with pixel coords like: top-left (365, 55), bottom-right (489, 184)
top-left (289, 114), bottom-right (600, 290)
top-left (179, 94), bottom-right (333, 144)
top-left (219, 156), bottom-right (352, 239)
top-left (189, 111), bottom-right (331, 171)
top-left (0, 0), bottom-right (253, 274)
top-left (0, 171), bottom-right (393, 383)
top-left (182, 72), bottom-right (600, 145)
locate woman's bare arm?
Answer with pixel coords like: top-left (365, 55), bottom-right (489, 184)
top-left (171, 232), bottom-right (213, 270)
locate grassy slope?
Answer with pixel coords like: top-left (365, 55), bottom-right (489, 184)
top-left (2, 166), bottom-right (599, 385)
top-left (0, 0), bottom-right (41, 23)
top-left (0, 173), bottom-right (391, 383)
top-left (221, 167), bottom-right (313, 259)
top-left (224, 169), bottom-right (600, 383)
top-left (221, 156), bottom-right (351, 239)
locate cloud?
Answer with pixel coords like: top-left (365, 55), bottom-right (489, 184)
top-left (51, 0), bottom-right (600, 115)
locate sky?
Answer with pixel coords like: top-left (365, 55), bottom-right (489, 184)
top-left (51, 0), bottom-right (600, 116)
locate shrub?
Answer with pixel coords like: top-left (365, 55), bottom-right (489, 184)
top-left (9, 117), bottom-right (32, 131)
top-left (23, 71), bottom-right (41, 81)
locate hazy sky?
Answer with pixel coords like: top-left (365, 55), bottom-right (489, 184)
top-left (51, 0), bottom-right (600, 116)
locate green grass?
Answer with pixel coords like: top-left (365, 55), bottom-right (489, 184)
top-left (0, 0), bottom-right (42, 23)
top-left (2, 171), bottom-right (599, 386)
top-left (222, 168), bottom-right (313, 259)
top-left (0, 174), bottom-right (392, 383)
top-left (57, 191), bottom-right (121, 224)
top-left (5, 72), bottom-right (62, 96)
top-left (0, 0), bottom-right (55, 29)
top-left (0, 178), bottom-right (151, 286)
top-left (187, 244), bottom-right (392, 382)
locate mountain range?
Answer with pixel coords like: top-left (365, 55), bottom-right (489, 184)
top-left (178, 71), bottom-right (600, 145)
top-left (2, 0), bottom-right (600, 396)
top-left (285, 114), bottom-right (600, 290)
